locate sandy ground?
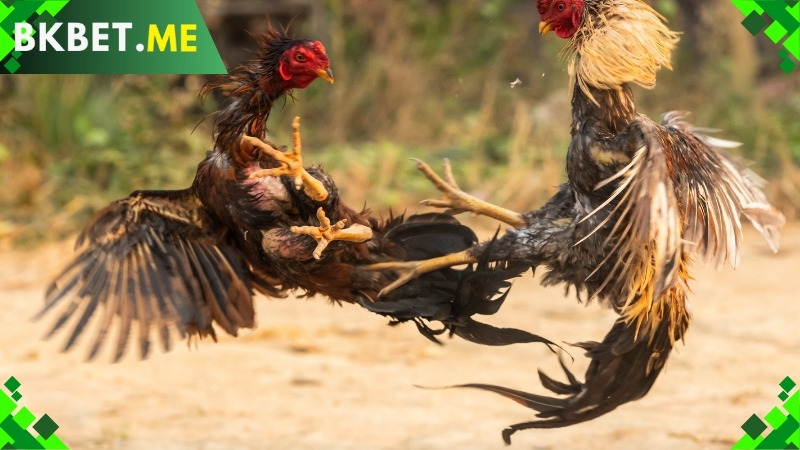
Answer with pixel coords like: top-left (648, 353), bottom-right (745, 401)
top-left (1, 223), bottom-right (799, 449)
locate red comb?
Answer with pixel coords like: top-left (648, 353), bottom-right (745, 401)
top-left (312, 41), bottom-right (327, 55)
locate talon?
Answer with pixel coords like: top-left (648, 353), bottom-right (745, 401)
top-left (412, 159), bottom-right (528, 228)
top-left (292, 208), bottom-right (373, 259)
top-left (365, 249), bottom-right (477, 296)
top-left (442, 158), bottom-right (461, 190)
top-left (244, 117), bottom-right (329, 202)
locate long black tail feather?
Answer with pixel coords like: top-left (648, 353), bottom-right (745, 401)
top-left (458, 304), bottom-right (689, 444)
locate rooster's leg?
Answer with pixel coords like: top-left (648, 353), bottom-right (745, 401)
top-left (245, 116), bottom-right (329, 202)
top-left (366, 249), bottom-right (477, 297)
top-left (292, 208), bottom-right (373, 259)
top-left (414, 159), bottom-right (527, 228)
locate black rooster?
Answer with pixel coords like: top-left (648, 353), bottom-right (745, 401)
top-left (371, 0), bottom-right (784, 442)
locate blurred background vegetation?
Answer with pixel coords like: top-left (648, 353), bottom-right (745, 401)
top-left (1, 0), bottom-right (799, 245)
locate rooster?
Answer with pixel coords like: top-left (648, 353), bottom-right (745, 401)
top-left (38, 29), bottom-right (543, 362)
top-left (36, 28), bottom-right (337, 360)
top-left (371, 0), bottom-right (785, 441)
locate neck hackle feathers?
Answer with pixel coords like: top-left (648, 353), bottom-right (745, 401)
top-left (566, 0), bottom-right (680, 102)
top-left (201, 28), bottom-right (311, 153)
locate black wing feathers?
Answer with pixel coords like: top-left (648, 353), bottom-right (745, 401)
top-left (37, 189), bottom-right (258, 361)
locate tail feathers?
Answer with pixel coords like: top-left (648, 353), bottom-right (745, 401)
top-left (384, 212), bottom-right (479, 260)
top-left (457, 307), bottom-right (688, 444)
top-left (358, 212), bottom-right (478, 332)
top-left (447, 257), bottom-right (560, 350)
top-left (363, 226), bottom-right (559, 349)
top-left (450, 318), bottom-right (560, 349)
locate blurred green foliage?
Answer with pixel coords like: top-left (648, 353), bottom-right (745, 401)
top-left (0, 75), bottom-right (213, 243)
top-left (1, 0), bottom-right (799, 244)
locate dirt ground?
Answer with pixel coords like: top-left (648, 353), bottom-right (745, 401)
top-left (1, 223), bottom-right (798, 449)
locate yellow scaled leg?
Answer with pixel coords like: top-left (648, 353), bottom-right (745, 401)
top-left (292, 208), bottom-right (373, 259)
top-left (245, 117), bottom-right (329, 202)
top-left (366, 249), bottom-right (477, 297)
top-left (414, 158), bottom-right (527, 228)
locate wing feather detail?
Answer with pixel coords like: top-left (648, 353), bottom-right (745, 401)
top-left (37, 189), bottom-right (259, 360)
top-left (579, 133), bottom-right (682, 334)
top-left (660, 112), bottom-right (785, 266)
top-left (578, 113), bottom-right (783, 337)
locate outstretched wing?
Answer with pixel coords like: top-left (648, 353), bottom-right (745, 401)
top-left (37, 189), bottom-right (261, 361)
top-left (660, 111), bottom-right (784, 266)
top-left (579, 113), bottom-right (784, 335)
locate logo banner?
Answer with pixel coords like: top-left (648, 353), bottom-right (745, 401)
top-left (0, 0), bottom-right (226, 74)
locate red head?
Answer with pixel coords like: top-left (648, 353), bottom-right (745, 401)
top-left (537, 0), bottom-right (585, 39)
top-left (254, 30), bottom-right (334, 97)
top-left (202, 29), bottom-right (334, 152)
top-left (276, 40), bottom-right (334, 90)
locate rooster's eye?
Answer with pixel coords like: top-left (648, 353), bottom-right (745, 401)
top-left (557, 3), bottom-right (565, 11)
top-left (295, 53), bottom-right (306, 62)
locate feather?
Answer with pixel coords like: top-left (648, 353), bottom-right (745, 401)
top-left (134, 246), bottom-right (152, 358)
top-left (742, 204), bottom-right (785, 253)
top-left (566, 0), bottom-right (680, 102)
top-left (661, 112), bottom-right (785, 265)
top-left (35, 190), bottom-right (258, 360)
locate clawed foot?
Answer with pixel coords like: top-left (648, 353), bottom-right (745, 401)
top-left (365, 249), bottom-right (476, 297)
top-left (292, 208), bottom-right (373, 259)
top-left (245, 117), bottom-right (329, 202)
top-left (413, 158), bottom-right (527, 228)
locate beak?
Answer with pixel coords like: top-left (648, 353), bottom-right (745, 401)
top-left (316, 67), bottom-right (334, 84)
top-left (538, 21), bottom-right (554, 36)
